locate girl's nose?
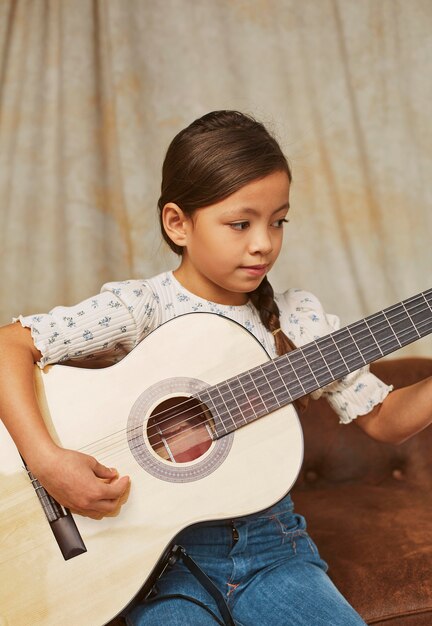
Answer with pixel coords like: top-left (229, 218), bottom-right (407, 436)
top-left (248, 228), bottom-right (273, 255)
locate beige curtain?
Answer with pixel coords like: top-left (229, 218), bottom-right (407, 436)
top-left (0, 0), bottom-right (431, 357)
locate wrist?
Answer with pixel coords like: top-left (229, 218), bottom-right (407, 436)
top-left (22, 437), bottom-right (61, 476)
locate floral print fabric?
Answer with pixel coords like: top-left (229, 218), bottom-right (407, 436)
top-left (15, 271), bottom-right (391, 423)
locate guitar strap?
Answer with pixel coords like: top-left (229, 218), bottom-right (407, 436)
top-left (149, 544), bottom-right (236, 626)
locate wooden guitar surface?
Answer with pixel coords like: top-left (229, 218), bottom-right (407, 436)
top-left (0, 313), bottom-right (303, 626)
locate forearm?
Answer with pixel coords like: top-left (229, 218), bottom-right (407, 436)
top-left (0, 324), bottom-right (57, 470)
top-left (0, 323), bottom-right (129, 516)
top-left (356, 376), bottom-right (432, 444)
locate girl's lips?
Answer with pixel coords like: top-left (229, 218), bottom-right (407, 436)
top-left (240, 265), bottom-right (268, 276)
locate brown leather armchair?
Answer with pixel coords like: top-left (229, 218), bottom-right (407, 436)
top-left (292, 357), bottom-right (432, 625)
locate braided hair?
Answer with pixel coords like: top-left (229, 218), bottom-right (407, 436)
top-left (248, 276), bottom-right (309, 413)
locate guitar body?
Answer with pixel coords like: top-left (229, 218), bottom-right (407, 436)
top-left (0, 313), bottom-right (303, 626)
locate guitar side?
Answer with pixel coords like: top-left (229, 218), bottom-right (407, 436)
top-left (0, 313), bottom-right (303, 626)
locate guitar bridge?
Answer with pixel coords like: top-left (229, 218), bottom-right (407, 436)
top-left (24, 461), bottom-right (87, 560)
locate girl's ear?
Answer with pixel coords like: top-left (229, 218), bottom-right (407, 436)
top-left (162, 203), bottom-right (191, 249)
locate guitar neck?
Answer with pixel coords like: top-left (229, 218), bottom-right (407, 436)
top-left (198, 289), bottom-right (432, 437)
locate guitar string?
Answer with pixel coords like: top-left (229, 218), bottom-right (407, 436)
top-left (81, 292), bottom-right (432, 451)
top-left (17, 296), bottom-right (430, 509)
top-left (79, 307), bottom-right (432, 462)
top-left (87, 314), bottom-right (432, 464)
top-left (79, 300), bottom-right (432, 460)
top-left (140, 292), bottom-right (432, 436)
top-left (95, 295), bottom-right (432, 449)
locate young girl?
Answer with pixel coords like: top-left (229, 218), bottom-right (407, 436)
top-left (0, 110), bottom-right (431, 626)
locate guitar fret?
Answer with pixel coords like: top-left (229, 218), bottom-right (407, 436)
top-left (227, 377), bottom-right (258, 423)
top-left (286, 351), bottom-right (316, 393)
top-left (256, 365), bottom-right (281, 411)
top-left (405, 294), bottom-right (432, 338)
top-left (315, 335), bottom-right (350, 379)
top-left (271, 358), bottom-right (303, 398)
top-left (206, 387), bottom-right (234, 434)
top-left (240, 372), bottom-right (268, 416)
top-left (217, 381), bottom-right (246, 428)
top-left (385, 303), bottom-right (419, 345)
top-left (259, 374), bottom-right (281, 411)
top-left (380, 310), bottom-right (402, 351)
top-left (196, 390), bottom-right (222, 438)
top-left (422, 293), bottom-right (432, 336)
top-left (264, 362), bottom-right (292, 405)
top-left (333, 328), bottom-right (365, 370)
top-left (196, 390), bottom-right (218, 424)
top-left (205, 288), bottom-right (432, 440)
top-left (261, 367), bottom-right (280, 410)
top-left (348, 325), bottom-right (369, 364)
top-left (351, 320), bottom-right (383, 362)
top-left (368, 314), bottom-right (395, 352)
top-left (301, 343), bottom-right (334, 388)
top-left (402, 302), bottom-right (421, 339)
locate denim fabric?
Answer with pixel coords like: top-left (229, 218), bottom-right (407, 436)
top-left (125, 495), bottom-right (366, 626)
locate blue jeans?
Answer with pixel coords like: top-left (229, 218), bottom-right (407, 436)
top-left (125, 495), bottom-right (366, 626)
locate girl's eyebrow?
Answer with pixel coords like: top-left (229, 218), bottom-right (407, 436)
top-left (271, 202), bottom-right (290, 214)
top-left (222, 202), bottom-right (290, 218)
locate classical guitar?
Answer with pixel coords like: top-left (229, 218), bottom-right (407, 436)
top-left (0, 289), bottom-right (431, 625)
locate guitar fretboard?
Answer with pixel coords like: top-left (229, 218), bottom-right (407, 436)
top-left (197, 289), bottom-right (432, 438)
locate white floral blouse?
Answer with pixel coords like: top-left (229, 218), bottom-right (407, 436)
top-left (15, 271), bottom-right (392, 424)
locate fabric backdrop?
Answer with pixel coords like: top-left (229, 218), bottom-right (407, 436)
top-left (0, 0), bottom-right (431, 357)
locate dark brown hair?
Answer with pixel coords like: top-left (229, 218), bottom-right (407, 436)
top-left (158, 110), bottom-right (307, 411)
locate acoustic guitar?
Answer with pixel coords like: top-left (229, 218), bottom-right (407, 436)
top-left (0, 288), bottom-right (431, 625)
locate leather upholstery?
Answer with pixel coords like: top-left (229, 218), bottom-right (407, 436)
top-left (292, 357), bottom-right (432, 625)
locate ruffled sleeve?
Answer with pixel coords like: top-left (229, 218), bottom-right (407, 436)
top-left (276, 289), bottom-right (393, 424)
top-left (14, 279), bottom-right (160, 369)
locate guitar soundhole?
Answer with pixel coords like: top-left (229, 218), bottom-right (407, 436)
top-left (147, 396), bottom-right (214, 463)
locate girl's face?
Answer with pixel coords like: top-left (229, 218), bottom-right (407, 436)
top-left (169, 170), bottom-right (290, 305)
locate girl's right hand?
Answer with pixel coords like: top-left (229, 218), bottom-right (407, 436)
top-left (0, 323), bottom-right (130, 519)
top-left (28, 445), bottom-right (130, 519)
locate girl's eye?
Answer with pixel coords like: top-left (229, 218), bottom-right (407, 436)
top-left (230, 221), bottom-right (250, 231)
top-left (273, 218), bottom-right (289, 228)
